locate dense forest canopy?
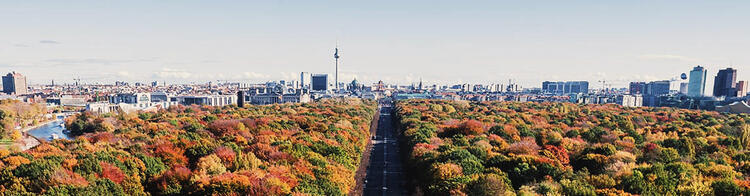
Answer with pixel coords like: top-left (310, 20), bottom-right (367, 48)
top-left (0, 99), bottom-right (376, 195)
top-left (396, 99), bottom-right (750, 195)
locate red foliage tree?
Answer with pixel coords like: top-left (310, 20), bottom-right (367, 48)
top-left (99, 162), bottom-right (126, 184)
top-left (215, 146), bottom-right (236, 166)
top-left (542, 145), bottom-right (570, 165)
top-left (155, 165), bottom-right (193, 193)
top-left (88, 132), bottom-right (116, 143)
top-left (153, 142), bottom-right (188, 166)
top-left (208, 119), bottom-right (241, 136)
top-left (459, 120), bottom-right (485, 135)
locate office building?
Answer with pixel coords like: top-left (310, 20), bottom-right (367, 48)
top-left (737, 81), bottom-right (749, 97)
top-left (177, 94), bottom-right (236, 107)
top-left (632, 80), bottom-right (670, 107)
top-left (629, 82), bottom-right (646, 94)
top-left (311, 74), bottom-right (328, 91)
top-left (110, 93), bottom-right (151, 105)
top-left (110, 92), bottom-right (179, 109)
top-left (688, 66), bottom-right (707, 97)
top-left (300, 72), bottom-right (310, 89)
top-left (679, 82), bottom-right (689, 94)
top-left (542, 81), bottom-right (564, 94)
top-left (149, 92), bottom-right (174, 102)
top-left (46, 95), bottom-right (87, 106)
top-left (713, 68), bottom-right (738, 97)
top-left (2, 72), bottom-right (28, 95)
top-left (617, 94), bottom-right (643, 107)
top-left (565, 81), bottom-right (588, 94)
top-left (237, 91), bottom-right (245, 107)
top-left (240, 88), bottom-right (311, 105)
top-left (541, 81), bottom-right (588, 95)
top-left (645, 80), bottom-right (670, 96)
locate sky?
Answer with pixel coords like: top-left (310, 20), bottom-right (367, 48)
top-left (0, 0), bottom-right (749, 91)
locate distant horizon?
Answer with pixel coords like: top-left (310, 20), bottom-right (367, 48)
top-left (1, 1), bottom-right (748, 92)
top-left (12, 65), bottom-right (746, 91)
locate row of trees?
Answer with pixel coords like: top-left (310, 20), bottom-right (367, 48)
top-left (395, 99), bottom-right (750, 195)
top-left (0, 99), bottom-right (49, 141)
top-left (0, 99), bottom-right (376, 195)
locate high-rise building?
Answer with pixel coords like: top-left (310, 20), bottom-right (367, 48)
top-left (679, 82), bottom-right (689, 94)
top-left (542, 81), bottom-right (564, 94)
top-left (542, 81), bottom-right (588, 94)
top-left (311, 74), bottom-right (328, 91)
top-left (634, 80), bottom-right (671, 107)
top-left (237, 91), bottom-right (245, 107)
top-left (300, 72), bottom-right (310, 89)
top-left (737, 81), bottom-right (748, 97)
top-left (629, 82), bottom-right (646, 95)
top-left (2, 72), bottom-right (28, 95)
top-left (645, 80), bottom-right (670, 96)
top-left (713, 68), bottom-right (738, 97)
top-left (688, 66), bottom-right (707, 97)
top-left (565, 81), bottom-right (589, 94)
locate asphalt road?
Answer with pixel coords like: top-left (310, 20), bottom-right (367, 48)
top-left (363, 101), bottom-right (406, 196)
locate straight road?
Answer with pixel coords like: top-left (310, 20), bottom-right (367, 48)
top-left (363, 99), bottom-right (406, 195)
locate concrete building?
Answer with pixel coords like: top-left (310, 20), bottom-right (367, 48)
top-left (300, 72), bottom-right (311, 89)
top-left (629, 82), bottom-right (646, 95)
top-left (645, 80), bottom-right (670, 96)
top-left (542, 81), bottom-right (564, 94)
top-left (110, 93), bottom-right (151, 105)
top-left (542, 81), bottom-right (588, 95)
top-left (713, 68), bottom-right (738, 97)
top-left (46, 95), bottom-right (87, 106)
top-left (635, 80), bottom-right (670, 107)
top-left (643, 95), bottom-right (660, 107)
top-left (150, 92), bottom-right (175, 102)
top-left (688, 65), bottom-right (707, 97)
top-left (565, 81), bottom-right (589, 94)
top-left (2, 72), bottom-right (28, 95)
top-left (87, 102), bottom-right (120, 114)
top-left (105, 92), bottom-right (180, 112)
top-left (679, 82), bottom-right (689, 95)
top-left (617, 94), bottom-right (643, 107)
top-left (240, 88), bottom-right (311, 105)
top-left (87, 102), bottom-right (167, 114)
top-left (177, 94), bottom-right (236, 106)
top-left (738, 81), bottom-right (749, 97)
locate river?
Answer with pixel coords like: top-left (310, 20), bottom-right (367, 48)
top-left (27, 116), bottom-right (73, 141)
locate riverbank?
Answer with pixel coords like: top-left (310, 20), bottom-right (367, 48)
top-left (12, 118), bottom-right (59, 151)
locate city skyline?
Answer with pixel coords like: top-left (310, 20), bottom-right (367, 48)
top-left (1, 1), bottom-right (748, 91)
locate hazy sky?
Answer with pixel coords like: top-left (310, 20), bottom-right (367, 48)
top-left (1, 1), bottom-right (748, 90)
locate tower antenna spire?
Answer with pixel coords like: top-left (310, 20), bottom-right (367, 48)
top-left (334, 42), bottom-right (340, 92)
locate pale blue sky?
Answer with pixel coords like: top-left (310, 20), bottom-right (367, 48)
top-left (0, 1), bottom-right (748, 90)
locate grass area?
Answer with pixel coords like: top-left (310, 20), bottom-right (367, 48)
top-left (0, 139), bottom-right (13, 145)
top-left (0, 139), bottom-right (12, 149)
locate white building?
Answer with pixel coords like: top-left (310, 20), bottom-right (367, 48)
top-left (91, 92), bottom-right (180, 114)
top-left (242, 88), bottom-right (311, 105)
top-left (617, 94), bottom-right (643, 107)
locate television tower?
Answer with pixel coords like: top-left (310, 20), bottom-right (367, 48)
top-left (334, 46), bottom-right (340, 92)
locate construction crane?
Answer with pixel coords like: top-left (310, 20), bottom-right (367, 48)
top-left (73, 76), bottom-right (81, 86)
top-left (597, 80), bottom-right (612, 94)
